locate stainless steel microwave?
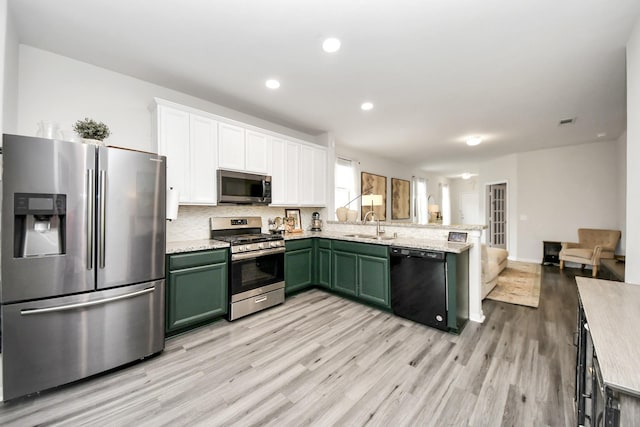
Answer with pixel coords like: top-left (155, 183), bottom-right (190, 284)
top-left (217, 169), bottom-right (272, 205)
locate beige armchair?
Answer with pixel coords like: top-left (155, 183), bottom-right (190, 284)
top-left (559, 228), bottom-right (621, 277)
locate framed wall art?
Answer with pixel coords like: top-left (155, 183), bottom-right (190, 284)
top-left (361, 172), bottom-right (387, 221)
top-left (284, 208), bottom-right (303, 233)
top-left (391, 178), bottom-right (410, 220)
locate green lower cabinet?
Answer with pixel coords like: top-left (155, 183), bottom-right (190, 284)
top-left (166, 249), bottom-right (228, 335)
top-left (332, 240), bottom-right (390, 308)
top-left (316, 239), bottom-right (333, 289)
top-left (285, 239), bottom-right (314, 294)
top-left (288, 238), bottom-right (390, 308)
top-left (317, 247), bottom-right (333, 289)
top-left (357, 254), bottom-right (390, 307)
top-left (333, 250), bottom-right (358, 296)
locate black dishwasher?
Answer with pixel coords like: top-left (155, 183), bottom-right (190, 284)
top-left (390, 247), bottom-right (448, 331)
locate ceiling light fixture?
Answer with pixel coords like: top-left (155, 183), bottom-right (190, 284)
top-left (265, 79), bottom-right (280, 89)
top-left (322, 38), bottom-right (341, 53)
top-left (361, 102), bottom-right (374, 111)
top-left (597, 132), bottom-right (607, 138)
top-left (466, 136), bottom-right (482, 146)
top-left (461, 173), bottom-right (472, 180)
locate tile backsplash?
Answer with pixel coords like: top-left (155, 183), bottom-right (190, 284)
top-left (167, 205), bottom-right (324, 241)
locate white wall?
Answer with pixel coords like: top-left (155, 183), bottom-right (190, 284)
top-left (478, 153), bottom-right (518, 258)
top-left (616, 132), bottom-right (627, 254)
top-left (626, 18), bottom-right (640, 284)
top-left (472, 141), bottom-right (622, 263)
top-left (0, 0), bottom-right (6, 135)
top-left (16, 45), bottom-right (318, 152)
top-left (2, 2), bottom-right (18, 135)
top-left (335, 144), bottom-right (433, 221)
top-left (516, 141), bottom-right (620, 263)
top-left (449, 177), bottom-right (480, 224)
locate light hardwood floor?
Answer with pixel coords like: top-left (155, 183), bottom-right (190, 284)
top-left (0, 266), bottom-right (584, 426)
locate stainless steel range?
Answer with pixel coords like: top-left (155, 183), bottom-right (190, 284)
top-left (210, 217), bottom-right (285, 320)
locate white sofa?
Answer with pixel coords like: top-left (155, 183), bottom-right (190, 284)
top-left (482, 245), bottom-right (509, 299)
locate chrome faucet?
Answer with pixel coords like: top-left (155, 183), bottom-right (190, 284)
top-left (363, 210), bottom-right (384, 236)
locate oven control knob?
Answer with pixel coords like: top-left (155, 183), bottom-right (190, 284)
top-left (270, 241), bottom-right (280, 248)
top-left (236, 245), bottom-right (245, 253)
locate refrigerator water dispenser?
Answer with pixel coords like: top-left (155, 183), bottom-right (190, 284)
top-left (14, 193), bottom-right (66, 257)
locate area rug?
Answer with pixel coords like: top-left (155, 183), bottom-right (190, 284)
top-left (486, 261), bottom-right (541, 308)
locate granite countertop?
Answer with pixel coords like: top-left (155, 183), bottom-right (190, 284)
top-left (576, 277), bottom-right (640, 397)
top-left (325, 220), bottom-right (487, 231)
top-left (166, 239), bottom-right (229, 254)
top-left (284, 230), bottom-right (472, 253)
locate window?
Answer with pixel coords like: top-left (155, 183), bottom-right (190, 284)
top-left (335, 157), bottom-right (357, 218)
top-left (413, 177), bottom-right (428, 224)
top-left (442, 183), bottom-right (451, 225)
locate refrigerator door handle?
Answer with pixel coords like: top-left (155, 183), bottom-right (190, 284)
top-left (20, 287), bottom-right (155, 315)
top-left (99, 170), bottom-right (107, 269)
top-left (87, 169), bottom-right (95, 270)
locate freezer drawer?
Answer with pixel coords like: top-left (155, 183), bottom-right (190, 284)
top-left (1, 280), bottom-right (165, 401)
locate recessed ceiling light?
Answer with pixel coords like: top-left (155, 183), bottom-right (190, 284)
top-left (265, 79), bottom-right (280, 89)
top-left (361, 102), bottom-right (374, 111)
top-left (461, 173), bottom-right (472, 180)
top-left (597, 132), bottom-right (607, 138)
top-left (322, 38), bottom-right (341, 53)
top-left (466, 136), bottom-right (482, 146)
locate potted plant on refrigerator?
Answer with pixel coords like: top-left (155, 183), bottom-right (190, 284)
top-left (73, 118), bottom-right (111, 146)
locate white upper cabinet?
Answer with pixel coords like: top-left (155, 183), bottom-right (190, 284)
top-left (189, 115), bottom-right (218, 204)
top-left (218, 122), bottom-right (245, 172)
top-left (154, 98), bottom-right (326, 207)
top-left (311, 146), bottom-right (327, 206)
top-left (270, 137), bottom-right (287, 205)
top-left (285, 141), bottom-right (300, 205)
top-left (218, 125), bottom-right (269, 174)
top-left (298, 145), bottom-right (314, 205)
top-left (155, 103), bottom-right (217, 205)
top-left (269, 137), bottom-right (326, 207)
top-left (157, 105), bottom-right (190, 203)
top-left (245, 130), bottom-right (269, 174)
top-left (299, 144), bottom-right (327, 206)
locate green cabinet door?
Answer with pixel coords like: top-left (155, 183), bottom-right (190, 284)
top-left (285, 239), bottom-right (314, 294)
top-left (166, 261), bottom-right (227, 333)
top-left (315, 239), bottom-right (332, 289)
top-left (317, 247), bottom-right (333, 289)
top-left (333, 250), bottom-right (358, 296)
top-left (358, 254), bottom-right (390, 307)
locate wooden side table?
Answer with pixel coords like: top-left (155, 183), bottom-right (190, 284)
top-left (542, 241), bottom-right (562, 265)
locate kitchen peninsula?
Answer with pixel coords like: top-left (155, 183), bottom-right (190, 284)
top-left (167, 220), bottom-right (485, 325)
top-left (317, 220), bottom-right (486, 323)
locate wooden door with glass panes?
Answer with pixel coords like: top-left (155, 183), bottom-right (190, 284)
top-left (488, 183), bottom-right (507, 249)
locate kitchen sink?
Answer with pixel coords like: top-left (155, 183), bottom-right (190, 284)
top-left (343, 234), bottom-right (395, 241)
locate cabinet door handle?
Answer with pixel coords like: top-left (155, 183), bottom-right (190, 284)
top-left (254, 296), bottom-right (268, 303)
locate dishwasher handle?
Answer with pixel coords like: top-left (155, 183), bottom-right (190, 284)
top-left (390, 247), bottom-right (446, 261)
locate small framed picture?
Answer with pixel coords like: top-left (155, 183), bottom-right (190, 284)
top-left (448, 231), bottom-right (468, 243)
top-left (284, 209), bottom-right (302, 233)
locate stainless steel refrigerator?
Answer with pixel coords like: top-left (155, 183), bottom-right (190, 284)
top-left (1, 134), bottom-right (166, 401)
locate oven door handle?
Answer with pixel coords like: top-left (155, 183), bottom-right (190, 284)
top-left (231, 247), bottom-right (285, 261)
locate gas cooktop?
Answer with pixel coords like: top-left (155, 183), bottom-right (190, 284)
top-left (214, 233), bottom-right (283, 245)
top-left (210, 217), bottom-right (285, 254)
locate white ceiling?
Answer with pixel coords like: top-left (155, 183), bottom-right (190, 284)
top-left (8, 0), bottom-right (640, 175)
